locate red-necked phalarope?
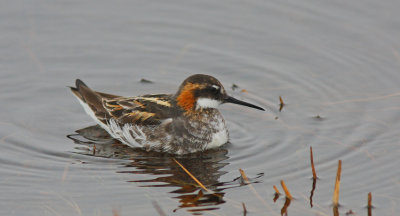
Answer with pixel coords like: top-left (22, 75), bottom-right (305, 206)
top-left (70, 74), bottom-right (264, 154)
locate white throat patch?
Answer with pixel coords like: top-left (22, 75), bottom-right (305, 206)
top-left (196, 98), bottom-right (220, 109)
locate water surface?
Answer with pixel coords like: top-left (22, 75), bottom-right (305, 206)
top-left (1, 0), bottom-right (400, 215)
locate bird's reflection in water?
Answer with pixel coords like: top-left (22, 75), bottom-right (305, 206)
top-left (68, 125), bottom-right (241, 213)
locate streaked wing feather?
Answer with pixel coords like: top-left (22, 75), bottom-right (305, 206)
top-left (103, 94), bottom-right (173, 125)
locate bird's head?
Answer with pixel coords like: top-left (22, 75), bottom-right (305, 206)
top-left (175, 74), bottom-right (265, 112)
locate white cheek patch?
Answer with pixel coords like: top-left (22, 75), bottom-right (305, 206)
top-left (196, 98), bottom-right (221, 109)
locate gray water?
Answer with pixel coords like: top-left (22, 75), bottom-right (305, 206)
top-left (1, 0), bottom-right (400, 215)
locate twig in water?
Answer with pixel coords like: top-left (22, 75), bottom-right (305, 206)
top-left (281, 197), bottom-right (291, 216)
top-left (309, 178), bottom-right (316, 208)
top-left (368, 192), bottom-right (372, 216)
top-left (280, 180), bottom-right (293, 200)
top-left (333, 206), bottom-right (339, 216)
top-left (332, 160), bottom-right (342, 207)
top-left (368, 192), bottom-right (372, 207)
top-left (242, 202), bottom-right (247, 216)
top-left (239, 168), bottom-right (250, 184)
top-left (310, 146), bottom-right (317, 179)
top-left (273, 185), bottom-right (280, 195)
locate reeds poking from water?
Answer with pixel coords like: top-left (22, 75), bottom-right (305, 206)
top-left (112, 208), bottom-right (120, 216)
top-left (309, 146), bottom-right (317, 208)
top-left (310, 146), bottom-right (317, 179)
top-left (239, 168), bottom-right (250, 184)
top-left (368, 192), bottom-right (373, 216)
top-left (332, 160), bottom-right (342, 207)
top-left (368, 192), bottom-right (372, 208)
top-left (280, 180), bottom-right (293, 200)
top-left (172, 158), bottom-right (211, 193)
top-left (242, 202), bottom-right (247, 216)
top-left (333, 206), bottom-right (339, 216)
top-left (281, 197), bottom-right (291, 216)
top-left (273, 185), bottom-right (281, 195)
top-left (273, 185), bottom-right (281, 202)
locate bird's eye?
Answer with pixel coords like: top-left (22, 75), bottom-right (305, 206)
top-left (209, 85), bottom-right (220, 94)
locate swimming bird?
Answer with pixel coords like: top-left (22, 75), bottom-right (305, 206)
top-left (70, 74), bottom-right (264, 154)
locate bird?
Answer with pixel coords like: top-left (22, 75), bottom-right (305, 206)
top-left (70, 74), bottom-right (264, 154)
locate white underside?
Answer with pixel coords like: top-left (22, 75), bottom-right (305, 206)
top-left (75, 96), bottom-right (142, 147)
top-left (207, 128), bottom-right (228, 149)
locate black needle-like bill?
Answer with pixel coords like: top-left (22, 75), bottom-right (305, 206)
top-left (224, 96), bottom-right (265, 111)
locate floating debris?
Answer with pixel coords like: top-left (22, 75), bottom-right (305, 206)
top-left (241, 89), bottom-right (248, 93)
top-left (279, 96), bottom-right (285, 112)
top-left (140, 78), bottom-right (154, 84)
top-left (231, 84), bottom-right (239, 91)
top-left (332, 160), bottom-right (342, 207)
top-left (313, 115), bottom-right (324, 120)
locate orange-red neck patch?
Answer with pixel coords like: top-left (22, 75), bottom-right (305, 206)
top-left (176, 83), bottom-right (202, 111)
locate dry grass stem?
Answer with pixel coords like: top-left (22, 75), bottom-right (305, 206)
top-left (239, 168), bottom-right (250, 184)
top-left (273, 185), bottom-right (281, 194)
top-left (280, 180), bottom-right (293, 200)
top-left (310, 146), bottom-right (317, 179)
top-left (173, 158), bottom-right (211, 193)
top-left (332, 160), bottom-right (342, 207)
